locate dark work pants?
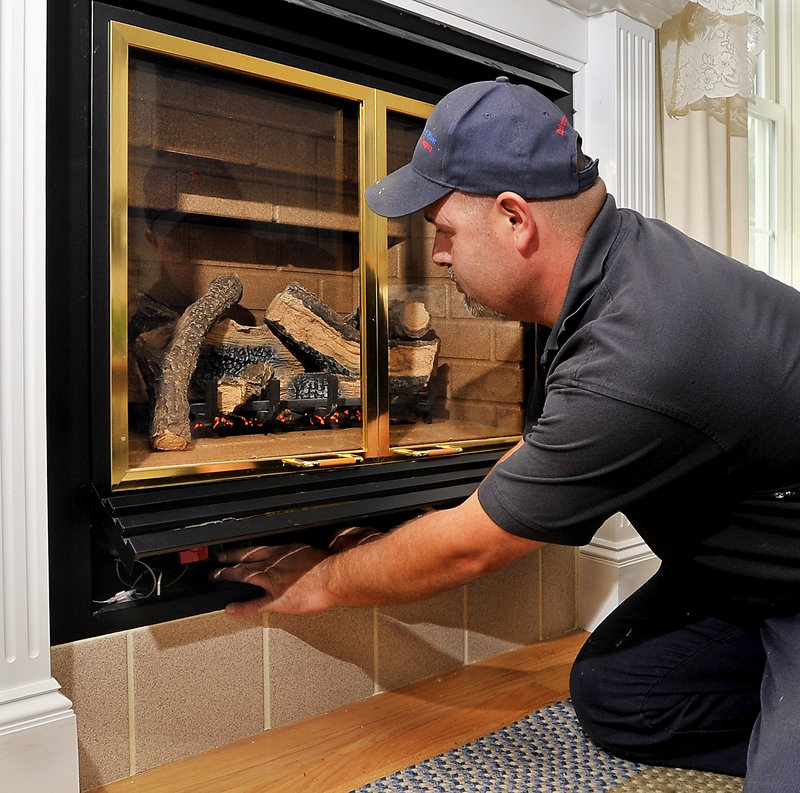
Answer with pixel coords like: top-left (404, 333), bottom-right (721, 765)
top-left (569, 567), bottom-right (800, 791)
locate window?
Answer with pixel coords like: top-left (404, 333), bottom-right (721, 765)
top-left (748, 102), bottom-right (778, 275)
top-left (748, 0), bottom-right (798, 285)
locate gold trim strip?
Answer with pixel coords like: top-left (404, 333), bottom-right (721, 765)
top-left (360, 92), bottom-right (389, 459)
top-left (109, 22), bottom-right (132, 487)
top-left (391, 436), bottom-right (521, 453)
top-left (111, 22), bottom-right (374, 103)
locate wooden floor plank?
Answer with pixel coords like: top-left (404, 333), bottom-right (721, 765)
top-left (90, 630), bottom-right (587, 793)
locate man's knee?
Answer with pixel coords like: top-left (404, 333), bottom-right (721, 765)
top-left (569, 647), bottom-right (652, 760)
top-left (569, 636), bottom-right (756, 775)
top-left (571, 653), bottom-right (719, 759)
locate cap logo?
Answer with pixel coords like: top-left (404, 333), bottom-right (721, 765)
top-left (420, 128), bottom-right (438, 152)
top-left (556, 115), bottom-right (568, 137)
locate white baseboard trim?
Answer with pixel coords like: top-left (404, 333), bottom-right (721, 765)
top-left (0, 681), bottom-right (79, 793)
top-left (578, 516), bottom-right (661, 632)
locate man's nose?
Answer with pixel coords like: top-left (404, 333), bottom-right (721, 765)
top-left (430, 240), bottom-right (450, 268)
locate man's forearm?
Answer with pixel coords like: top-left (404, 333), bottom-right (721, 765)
top-left (310, 491), bottom-right (544, 609)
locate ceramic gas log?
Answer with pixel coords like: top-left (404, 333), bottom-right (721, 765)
top-left (133, 281), bottom-right (441, 448)
top-left (149, 274), bottom-right (244, 450)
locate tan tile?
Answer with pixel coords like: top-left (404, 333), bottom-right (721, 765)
top-left (154, 106), bottom-right (257, 165)
top-left (448, 399), bottom-right (499, 428)
top-left (450, 363), bottom-right (524, 404)
top-left (258, 125), bottom-right (320, 176)
top-left (267, 607), bottom-right (374, 729)
top-left (200, 81), bottom-right (272, 126)
top-left (319, 275), bottom-right (360, 316)
top-left (376, 588), bottom-right (465, 692)
top-left (541, 544), bottom-right (578, 638)
top-left (438, 320), bottom-right (493, 360)
top-left (494, 323), bottom-right (525, 362)
top-left (494, 405), bottom-right (525, 436)
top-left (51, 632), bottom-right (130, 791)
top-left (386, 220), bottom-right (412, 247)
top-left (467, 550), bottom-right (541, 663)
top-left (131, 611), bottom-right (264, 773)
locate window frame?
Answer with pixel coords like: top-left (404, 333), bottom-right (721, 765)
top-left (749, 0), bottom-right (799, 286)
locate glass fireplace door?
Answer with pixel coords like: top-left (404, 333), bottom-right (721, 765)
top-left (108, 22), bottom-right (525, 490)
top-left (110, 23), bottom-right (386, 487)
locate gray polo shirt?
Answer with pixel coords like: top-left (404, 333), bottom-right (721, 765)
top-left (478, 195), bottom-right (800, 612)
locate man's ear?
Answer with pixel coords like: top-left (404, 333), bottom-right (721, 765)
top-left (495, 192), bottom-right (536, 253)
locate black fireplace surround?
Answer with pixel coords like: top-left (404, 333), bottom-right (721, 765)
top-left (46, 0), bottom-right (572, 643)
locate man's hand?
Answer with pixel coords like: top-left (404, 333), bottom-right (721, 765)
top-left (212, 491), bottom-right (544, 618)
top-left (212, 543), bottom-right (331, 616)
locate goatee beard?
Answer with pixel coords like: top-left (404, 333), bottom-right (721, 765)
top-left (448, 266), bottom-right (506, 319)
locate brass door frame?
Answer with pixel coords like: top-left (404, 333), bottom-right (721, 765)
top-left (108, 21), bottom-right (514, 489)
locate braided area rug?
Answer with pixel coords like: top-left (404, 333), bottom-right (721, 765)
top-left (349, 699), bottom-right (743, 793)
top-left (611, 767), bottom-right (742, 792)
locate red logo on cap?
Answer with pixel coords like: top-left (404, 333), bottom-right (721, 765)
top-left (420, 128), bottom-right (437, 153)
top-left (556, 115), bottom-right (568, 136)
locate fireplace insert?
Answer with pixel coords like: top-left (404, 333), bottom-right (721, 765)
top-left (47, 0), bottom-right (573, 642)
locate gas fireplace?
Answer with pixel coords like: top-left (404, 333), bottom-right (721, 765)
top-left (47, 0), bottom-right (575, 643)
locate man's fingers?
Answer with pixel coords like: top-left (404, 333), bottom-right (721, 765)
top-left (216, 543), bottom-right (308, 565)
top-left (215, 545), bottom-right (270, 564)
top-left (211, 543), bottom-right (331, 615)
top-left (211, 562), bottom-right (270, 587)
top-left (212, 565), bottom-right (277, 612)
top-left (225, 596), bottom-right (273, 617)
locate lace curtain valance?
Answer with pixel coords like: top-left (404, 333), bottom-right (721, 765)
top-left (661, 0), bottom-right (766, 130)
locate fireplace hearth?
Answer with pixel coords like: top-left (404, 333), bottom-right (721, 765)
top-left (46, 0), bottom-right (574, 643)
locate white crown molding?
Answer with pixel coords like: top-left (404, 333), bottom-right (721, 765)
top-left (548, 0), bottom-right (688, 27)
top-left (372, 0), bottom-right (589, 71)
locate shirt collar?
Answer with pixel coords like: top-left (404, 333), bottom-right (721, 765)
top-left (541, 193), bottom-right (623, 369)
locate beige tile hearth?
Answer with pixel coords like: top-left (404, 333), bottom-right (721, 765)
top-left (51, 632), bottom-right (130, 792)
top-left (266, 606), bottom-right (375, 729)
top-left (130, 611), bottom-right (264, 773)
top-left (54, 543), bottom-right (577, 791)
top-left (542, 544), bottom-right (579, 638)
top-left (376, 587), bottom-right (465, 692)
top-left (466, 551), bottom-right (542, 663)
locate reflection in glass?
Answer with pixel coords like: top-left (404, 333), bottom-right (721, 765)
top-left (385, 113), bottom-right (526, 449)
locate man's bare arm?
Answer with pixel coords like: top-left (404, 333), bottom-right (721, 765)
top-left (212, 488), bottom-right (544, 617)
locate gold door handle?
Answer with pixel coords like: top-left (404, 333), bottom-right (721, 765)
top-left (281, 453), bottom-right (364, 469)
top-left (392, 444), bottom-right (463, 458)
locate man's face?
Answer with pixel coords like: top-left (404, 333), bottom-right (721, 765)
top-left (445, 266), bottom-right (505, 318)
top-left (424, 192), bottom-right (511, 319)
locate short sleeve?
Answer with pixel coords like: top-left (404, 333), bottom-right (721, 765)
top-left (478, 385), bottom-right (723, 544)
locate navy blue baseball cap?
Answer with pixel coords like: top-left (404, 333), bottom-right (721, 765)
top-left (366, 77), bottom-right (599, 218)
